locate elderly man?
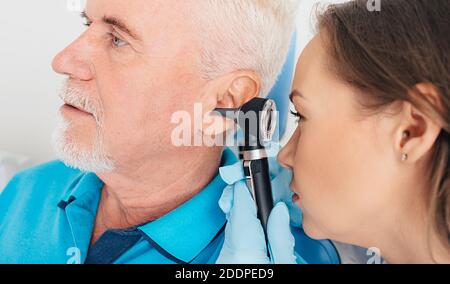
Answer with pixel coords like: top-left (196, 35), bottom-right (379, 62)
top-left (0, 0), bottom-right (299, 264)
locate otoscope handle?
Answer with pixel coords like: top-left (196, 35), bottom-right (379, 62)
top-left (243, 157), bottom-right (274, 241)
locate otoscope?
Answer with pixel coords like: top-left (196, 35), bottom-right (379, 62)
top-left (215, 98), bottom-right (277, 243)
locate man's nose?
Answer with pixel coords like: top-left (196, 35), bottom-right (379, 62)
top-left (277, 128), bottom-right (300, 170)
top-left (52, 33), bottom-right (94, 81)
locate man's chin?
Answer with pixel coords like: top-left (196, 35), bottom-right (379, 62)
top-left (51, 123), bottom-right (115, 173)
top-left (54, 147), bottom-right (115, 174)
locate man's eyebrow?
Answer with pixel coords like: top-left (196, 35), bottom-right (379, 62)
top-left (289, 89), bottom-right (307, 102)
top-left (81, 10), bottom-right (140, 40)
top-left (102, 15), bottom-right (141, 40)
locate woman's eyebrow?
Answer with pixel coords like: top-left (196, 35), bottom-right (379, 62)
top-left (289, 89), bottom-right (306, 102)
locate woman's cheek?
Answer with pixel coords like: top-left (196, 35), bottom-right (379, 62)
top-left (294, 134), bottom-right (330, 223)
top-left (294, 125), bottom-right (354, 238)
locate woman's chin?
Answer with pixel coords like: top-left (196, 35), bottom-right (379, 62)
top-left (302, 218), bottom-right (326, 240)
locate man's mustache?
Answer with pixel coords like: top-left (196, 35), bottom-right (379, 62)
top-left (59, 81), bottom-right (103, 124)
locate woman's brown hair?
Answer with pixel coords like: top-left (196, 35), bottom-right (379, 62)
top-left (317, 0), bottom-right (450, 258)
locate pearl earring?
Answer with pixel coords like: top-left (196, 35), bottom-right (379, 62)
top-left (401, 153), bottom-right (408, 162)
top-left (401, 131), bottom-right (410, 162)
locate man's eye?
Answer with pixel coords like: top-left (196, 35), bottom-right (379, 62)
top-left (290, 110), bottom-right (305, 124)
top-left (111, 34), bottom-right (129, 48)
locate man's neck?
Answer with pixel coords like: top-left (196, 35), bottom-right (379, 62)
top-left (91, 146), bottom-right (224, 243)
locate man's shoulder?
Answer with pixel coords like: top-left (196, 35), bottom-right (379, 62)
top-left (0, 161), bottom-right (89, 263)
top-left (1, 160), bottom-right (85, 201)
top-left (11, 160), bottom-right (82, 185)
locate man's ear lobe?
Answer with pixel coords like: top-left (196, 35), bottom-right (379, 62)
top-left (394, 101), bottom-right (442, 164)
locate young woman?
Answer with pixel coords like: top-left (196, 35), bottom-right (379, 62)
top-left (219, 0), bottom-right (450, 264)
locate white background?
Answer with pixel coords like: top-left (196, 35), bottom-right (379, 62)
top-left (0, 0), bottom-right (346, 166)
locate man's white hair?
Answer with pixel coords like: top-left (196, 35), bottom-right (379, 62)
top-left (197, 0), bottom-right (300, 97)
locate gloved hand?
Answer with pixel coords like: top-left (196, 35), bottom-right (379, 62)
top-left (223, 142), bottom-right (302, 226)
top-left (216, 155), bottom-right (306, 264)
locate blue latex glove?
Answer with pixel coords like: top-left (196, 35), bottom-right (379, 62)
top-left (216, 155), bottom-right (306, 264)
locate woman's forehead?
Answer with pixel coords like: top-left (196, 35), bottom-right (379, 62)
top-left (295, 35), bottom-right (329, 79)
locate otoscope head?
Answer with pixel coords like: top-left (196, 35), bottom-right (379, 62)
top-left (214, 98), bottom-right (277, 150)
top-left (238, 98), bottom-right (277, 150)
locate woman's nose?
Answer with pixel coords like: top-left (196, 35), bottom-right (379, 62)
top-left (278, 146), bottom-right (293, 170)
top-left (277, 129), bottom-right (299, 170)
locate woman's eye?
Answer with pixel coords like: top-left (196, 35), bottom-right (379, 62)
top-left (290, 109), bottom-right (305, 124)
top-left (111, 34), bottom-right (129, 48)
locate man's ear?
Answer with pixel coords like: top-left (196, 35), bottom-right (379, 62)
top-left (394, 83), bottom-right (443, 163)
top-left (218, 71), bottom-right (261, 108)
top-left (200, 70), bottom-right (261, 137)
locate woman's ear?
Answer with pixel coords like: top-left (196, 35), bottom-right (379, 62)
top-left (394, 83), bottom-right (443, 163)
top-left (200, 70), bottom-right (261, 138)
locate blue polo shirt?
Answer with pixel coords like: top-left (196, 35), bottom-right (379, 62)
top-left (0, 149), bottom-right (340, 264)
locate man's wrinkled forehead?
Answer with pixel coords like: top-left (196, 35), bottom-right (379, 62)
top-left (85, 0), bottom-right (198, 40)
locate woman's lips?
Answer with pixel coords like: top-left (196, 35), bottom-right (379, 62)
top-left (292, 192), bottom-right (300, 203)
top-left (290, 181), bottom-right (302, 207)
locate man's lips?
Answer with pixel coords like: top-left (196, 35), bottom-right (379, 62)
top-left (61, 103), bottom-right (93, 116)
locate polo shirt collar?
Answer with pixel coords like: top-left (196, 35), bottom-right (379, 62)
top-left (138, 148), bottom-right (237, 263)
top-left (59, 171), bottom-right (104, 257)
top-left (58, 171), bottom-right (104, 211)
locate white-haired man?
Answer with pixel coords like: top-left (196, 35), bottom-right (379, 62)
top-left (0, 0), bottom-right (300, 264)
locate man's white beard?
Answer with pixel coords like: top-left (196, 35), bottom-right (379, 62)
top-left (52, 82), bottom-right (115, 173)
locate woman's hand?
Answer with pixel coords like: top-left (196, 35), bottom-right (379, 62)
top-left (216, 159), bottom-right (306, 264)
